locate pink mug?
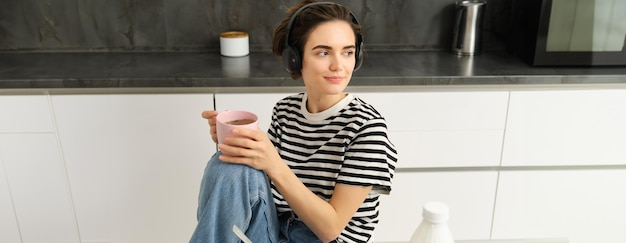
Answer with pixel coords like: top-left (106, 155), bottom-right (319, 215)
top-left (216, 110), bottom-right (258, 155)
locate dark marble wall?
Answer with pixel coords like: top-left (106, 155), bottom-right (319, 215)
top-left (0, 0), bottom-right (509, 52)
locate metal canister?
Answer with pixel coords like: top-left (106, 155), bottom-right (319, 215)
top-left (452, 0), bottom-right (487, 56)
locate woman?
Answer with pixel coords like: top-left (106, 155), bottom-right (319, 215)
top-left (191, 1), bottom-right (397, 242)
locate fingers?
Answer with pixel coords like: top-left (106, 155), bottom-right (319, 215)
top-left (211, 127), bottom-right (218, 144)
top-left (201, 110), bottom-right (219, 143)
top-left (217, 143), bottom-right (249, 157)
top-left (231, 128), bottom-right (263, 141)
top-left (219, 135), bottom-right (255, 150)
top-left (218, 142), bottom-right (261, 168)
top-left (201, 110), bottom-right (218, 120)
top-left (218, 129), bottom-right (263, 154)
top-left (217, 130), bottom-right (277, 172)
top-left (202, 110), bottom-right (218, 127)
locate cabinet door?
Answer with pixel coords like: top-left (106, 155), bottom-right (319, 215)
top-left (503, 89), bottom-right (626, 166)
top-left (51, 95), bottom-right (113, 242)
top-left (1, 94), bottom-right (78, 242)
top-left (109, 94), bottom-right (214, 243)
top-left (354, 91), bottom-right (509, 168)
top-left (52, 94), bottom-right (215, 243)
top-left (0, 134), bottom-right (79, 243)
top-left (0, 156), bottom-right (20, 243)
top-left (215, 93), bottom-right (293, 132)
top-left (387, 130), bottom-right (504, 168)
top-left (0, 95), bottom-right (53, 133)
top-left (372, 171), bottom-right (498, 242)
top-left (492, 169), bottom-right (626, 243)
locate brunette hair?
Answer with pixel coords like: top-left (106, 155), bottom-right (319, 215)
top-left (272, 0), bottom-right (362, 80)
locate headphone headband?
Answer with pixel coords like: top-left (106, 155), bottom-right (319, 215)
top-left (282, 1), bottom-right (364, 73)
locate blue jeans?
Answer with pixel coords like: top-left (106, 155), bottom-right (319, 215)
top-left (190, 152), bottom-right (323, 243)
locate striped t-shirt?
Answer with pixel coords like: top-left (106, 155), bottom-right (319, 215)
top-left (267, 93), bottom-right (398, 243)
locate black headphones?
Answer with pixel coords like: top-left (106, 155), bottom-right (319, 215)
top-left (282, 2), bottom-right (364, 73)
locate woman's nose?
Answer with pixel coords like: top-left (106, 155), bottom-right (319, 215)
top-left (329, 54), bottom-right (343, 71)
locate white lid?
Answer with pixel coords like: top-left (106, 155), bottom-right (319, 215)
top-left (422, 201), bottom-right (450, 223)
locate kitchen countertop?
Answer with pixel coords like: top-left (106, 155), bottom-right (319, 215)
top-left (1, 50), bottom-right (626, 92)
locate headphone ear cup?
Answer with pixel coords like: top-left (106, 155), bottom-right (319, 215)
top-left (282, 47), bottom-right (302, 73)
top-left (354, 42), bottom-right (364, 71)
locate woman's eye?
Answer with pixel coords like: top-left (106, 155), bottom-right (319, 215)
top-left (344, 50), bottom-right (354, 56)
top-left (317, 51), bottom-right (329, 56)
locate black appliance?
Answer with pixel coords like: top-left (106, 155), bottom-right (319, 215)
top-left (507, 0), bottom-right (626, 66)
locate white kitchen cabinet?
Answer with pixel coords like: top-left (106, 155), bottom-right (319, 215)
top-left (3, 86), bottom-right (625, 243)
top-left (52, 94), bottom-right (215, 243)
top-left (372, 171), bottom-right (498, 242)
top-left (0, 156), bottom-right (21, 243)
top-left (388, 130), bottom-right (504, 168)
top-left (50, 95), bottom-right (112, 243)
top-left (355, 91), bottom-right (509, 168)
top-left (492, 169), bottom-right (626, 243)
top-left (0, 94), bottom-right (79, 242)
top-left (0, 95), bottom-right (54, 133)
top-left (502, 89), bottom-right (626, 166)
top-left (353, 91), bottom-right (509, 131)
top-left (0, 133), bottom-right (79, 243)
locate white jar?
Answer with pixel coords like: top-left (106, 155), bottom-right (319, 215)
top-left (219, 31), bottom-right (249, 57)
top-left (409, 201), bottom-right (455, 243)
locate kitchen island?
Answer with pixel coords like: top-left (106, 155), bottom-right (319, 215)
top-left (1, 50), bottom-right (625, 243)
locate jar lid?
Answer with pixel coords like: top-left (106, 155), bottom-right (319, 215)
top-left (422, 201), bottom-right (450, 223)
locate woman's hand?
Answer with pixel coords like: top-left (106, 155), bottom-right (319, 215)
top-left (201, 110), bottom-right (219, 144)
top-left (217, 128), bottom-right (284, 175)
top-left (201, 110), bottom-right (282, 174)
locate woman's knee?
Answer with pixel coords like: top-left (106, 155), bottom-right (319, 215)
top-left (204, 152), bottom-right (266, 187)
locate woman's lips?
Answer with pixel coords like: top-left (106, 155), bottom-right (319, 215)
top-left (325, 76), bottom-right (344, 83)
